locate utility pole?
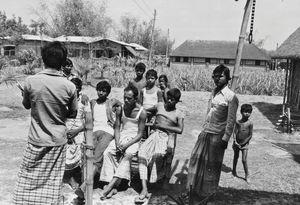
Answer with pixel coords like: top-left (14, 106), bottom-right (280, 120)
top-left (231, 0), bottom-right (253, 91)
top-left (148, 9), bottom-right (156, 67)
top-left (165, 28), bottom-right (169, 65)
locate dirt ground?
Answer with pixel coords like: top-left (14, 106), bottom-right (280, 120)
top-left (0, 84), bottom-right (300, 205)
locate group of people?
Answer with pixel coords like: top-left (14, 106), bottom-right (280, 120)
top-left (13, 41), bottom-right (254, 205)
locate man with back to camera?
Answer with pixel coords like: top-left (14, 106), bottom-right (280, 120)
top-left (13, 41), bottom-right (78, 205)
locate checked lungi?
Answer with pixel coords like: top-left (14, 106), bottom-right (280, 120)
top-left (187, 131), bottom-right (225, 197)
top-left (13, 143), bottom-right (66, 205)
top-left (138, 130), bottom-right (169, 183)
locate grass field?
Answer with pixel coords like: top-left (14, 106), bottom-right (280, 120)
top-left (0, 82), bottom-right (300, 204)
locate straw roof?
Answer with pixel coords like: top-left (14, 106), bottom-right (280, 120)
top-left (170, 40), bottom-right (270, 61)
top-left (275, 27), bottom-right (300, 59)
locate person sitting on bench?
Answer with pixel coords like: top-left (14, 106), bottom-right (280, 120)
top-left (135, 88), bottom-right (184, 204)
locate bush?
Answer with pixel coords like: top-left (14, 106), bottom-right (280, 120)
top-left (0, 56), bottom-right (9, 70)
top-left (16, 49), bottom-right (37, 65)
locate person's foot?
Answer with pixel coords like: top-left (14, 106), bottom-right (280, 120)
top-left (245, 175), bottom-right (250, 183)
top-left (100, 185), bottom-right (116, 200)
top-left (106, 188), bottom-right (117, 199)
top-left (74, 188), bottom-right (85, 200)
top-left (134, 191), bottom-right (151, 204)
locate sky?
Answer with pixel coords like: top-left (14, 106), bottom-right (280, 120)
top-left (0, 0), bottom-right (299, 50)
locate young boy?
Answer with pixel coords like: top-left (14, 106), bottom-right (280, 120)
top-left (74, 80), bottom-right (120, 200)
top-left (130, 62), bottom-right (147, 100)
top-left (158, 74), bottom-right (169, 103)
top-left (232, 104), bottom-right (253, 182)
top-left (64, 77), bottom-right (90, 189)
top-left (135, 88), bottom-right (184, 204)
top-left (140, 69), bottom-right (162, 120)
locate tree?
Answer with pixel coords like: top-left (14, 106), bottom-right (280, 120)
top-left (117, 14), bottom-right (140, 43)
top-left (0, 11), bottom-right (30, 44)
top-left (32, 0), bottom-right (113, 37)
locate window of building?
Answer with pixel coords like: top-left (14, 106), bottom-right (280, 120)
top-left (224, 59), bottom-right (229, 64)
top-left (255, 60), bottom-right (261, 66)
top-left (175, 57), bottom-right (181, 62)
top-left (183, 57), bottom-right (189, 62)
top-left (205, 58), bottom-right (211, 63)
top-left (194, 57), bottom-right (205, 63)
top-left (4, 46), bottom-right (15, 56)
top-left (69, 49), bottom-right (81, 57)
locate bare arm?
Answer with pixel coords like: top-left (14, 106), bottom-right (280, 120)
top-left (241, 122), bottom-right (253, 145)
top-left (222, 95), bottom-right (239, 142)
top-left (22, 80), bottom-right (31, 109)
top-left (67, 91), bottom-right (78, 119)
top-left (155, 118), bottom-right (184, 134)
top-left (114, 106), bottom-right (122, 147)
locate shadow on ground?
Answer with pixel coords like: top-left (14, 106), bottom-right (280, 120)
top-left (148, 186), bottom-right (300, 205)
top-left (253, 102), bottom-right (282, 127)
top-left (273, 142), bottom-right (300, 164)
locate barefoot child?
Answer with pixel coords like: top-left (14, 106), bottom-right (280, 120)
top-left (135, 88), bottom-right (184, 204)
top-left (232, 104), bottom-right (253, 182)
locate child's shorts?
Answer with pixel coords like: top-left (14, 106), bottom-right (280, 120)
top-left (232, 142), bottom-right (249, 151)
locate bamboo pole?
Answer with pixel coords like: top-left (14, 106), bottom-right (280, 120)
top-left (148, 9), bottom-right (157, 67)
top-left (84, 112), bottom-right (94, 205)
top-left (231, 0), bottom-right (253, 91)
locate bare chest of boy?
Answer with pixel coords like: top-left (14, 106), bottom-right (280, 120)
top-left (236, 121), bottom-right (251, 142)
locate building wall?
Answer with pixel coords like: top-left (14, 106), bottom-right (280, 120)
top-left (290, 59), bottom-right (300, 110)
top-left (91, 40), bottom-right (122, 58)
top-left (170, 56), bottom-right (267, 67)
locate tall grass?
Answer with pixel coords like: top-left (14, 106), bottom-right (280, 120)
top-left (92, 63), bottom-right (284, 96)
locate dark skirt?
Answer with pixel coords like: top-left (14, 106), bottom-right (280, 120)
top-left (13, 143), bottom-right (66, 205)
top-left (187, 131), bottom-right (225, 197)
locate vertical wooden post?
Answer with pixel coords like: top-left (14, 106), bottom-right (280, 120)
top-left (84, 112), bottom-right (93, 205)
top-left (165, 28), bottom-right (169, 65)
top-left (231, 0), bottom-right (253, 91)
top-left (148, 9), bottom-right (157, 67)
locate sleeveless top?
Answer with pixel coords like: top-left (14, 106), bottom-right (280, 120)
top-left (121, 106), bottom-right (144, 138)
top-left (93, 102), bottom-right (114, 135)
top-left (142, 87), bottom-right (158, 109)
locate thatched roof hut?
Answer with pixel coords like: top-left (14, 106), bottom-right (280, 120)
top-left (170, 40), bottom-right (270, 67)
top-left (275, 27), bottom-right (300, 59)
top-left (275, 26), bottom-right (300, 131)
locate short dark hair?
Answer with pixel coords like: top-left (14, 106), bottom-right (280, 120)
top-left (65, 58), bottom-right (73, 68)
top-left (125, 82), bottom-right (139, 99)
top-left (241, 104), bottom-right (253, 113)
top-left (70, 77), bottom-right (82, 89)
top-left (213, 64), bottom-right (231, 81)
top-left (135, 62), bottom-right (146, 72)
top-left (96, 80), bottom-right (111, 95)
top-left (159, 74), bottom-right (168, 83)
top-left (146, 69), bottom-right (158, 79)
top-left (167, 88), bottom-right (181, 102)
top-left (41, 41), bottom-right (67, 69)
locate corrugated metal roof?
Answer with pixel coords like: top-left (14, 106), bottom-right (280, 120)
top-left (22, 34), bottom-right (54, 42)
top-left (54, 35), bottom-right (94, 43)
top-left (129, 43), bottom-right (148, 51)
top-left (170, 40), bottom-right (270, 61)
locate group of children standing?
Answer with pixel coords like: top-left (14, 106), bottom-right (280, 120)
top-left (64, 61), bottom-right (254, 204)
